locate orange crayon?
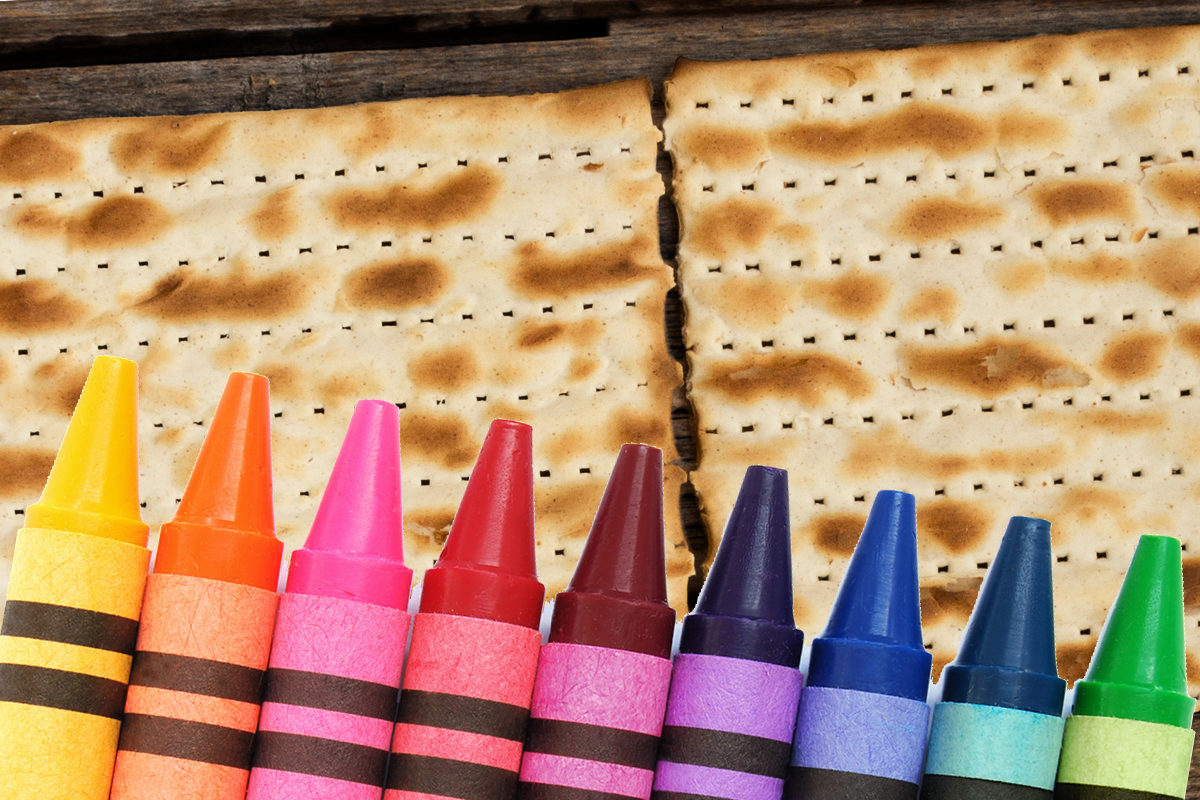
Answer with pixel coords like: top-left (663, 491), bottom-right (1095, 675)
top-left (0, 356), bottom-right (150, 800)
top-left (109, 372), bottom-right (281, 800)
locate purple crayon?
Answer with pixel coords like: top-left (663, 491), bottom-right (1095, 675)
top-left (784, 490), bottom-right (932, 800)
top-left (653, 466), bottom-right (804, 800)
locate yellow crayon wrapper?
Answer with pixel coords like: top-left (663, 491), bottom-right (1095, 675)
top-left (0, 526), bottom-right (151, 800)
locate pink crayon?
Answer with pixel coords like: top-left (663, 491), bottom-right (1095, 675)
top-left (246, 400), bottom-right (413, 800)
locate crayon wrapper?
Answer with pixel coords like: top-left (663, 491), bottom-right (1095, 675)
top-left (653, 652), bottom-right (802, 800)
top-left (1056, 714), bottom-right (1193, 798)
top-left (0, 526), bottom-right (149, 800)
top-left (924, 701), bottom-right (1063, 790)
top-left (110, 572), bottom-right (278, 800)
top-left (248, 592), bottom-right (409, 799)
top-left (519, 641), bottom-right (672, 800)
top-left (387, 612), bottom-right (541, 800)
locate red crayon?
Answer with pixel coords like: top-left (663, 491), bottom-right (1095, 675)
top-left (518, 443), bottom-right (676, 800)
top-left (386, 419), bottom-right (546, 800)
top-left (110, 373), bottom-right (281, 800)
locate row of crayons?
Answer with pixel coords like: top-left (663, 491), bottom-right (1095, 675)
top-left (0, 355), bottom-right (1193, 800)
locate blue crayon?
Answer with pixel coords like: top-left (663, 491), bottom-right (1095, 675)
top-left (784, 490), bottom-right (932, 800)
top-left (653, 466), bottom-right (805, 800)
top-left (921, 516), bottom-right (1066, 800)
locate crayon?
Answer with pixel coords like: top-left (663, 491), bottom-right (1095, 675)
top-left (385, 419), bottom-right (545, 800)
top-left (0, 356), bottom-right (150, 800)
top-left (652, 465), bottom-right (804, 800)
top-left (247, 399), bottom-right (412, 800)
top-left (518, 443), bottom-right (677, 800)
top-left (1054, 535), bottom-right (1195, 800)
top-left (110, 372), bottom-right (282, 800)
top-left (921, 516), bottom-right (1066, 800)
top-left (784, 489), bottom-right (932, 800)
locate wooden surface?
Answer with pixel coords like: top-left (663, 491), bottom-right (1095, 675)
top-left (3, 0), bottom-right (1200, 788)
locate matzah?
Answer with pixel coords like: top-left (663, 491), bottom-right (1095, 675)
top-left (0, 79), bottom-right (690, 613)
top-left (664, 26), bottom-right (1200, 689)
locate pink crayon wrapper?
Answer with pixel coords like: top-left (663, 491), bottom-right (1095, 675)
top-left (518, 641), bottom-right (672, 800)
top-left (248, 592), bottom-right (409, 799)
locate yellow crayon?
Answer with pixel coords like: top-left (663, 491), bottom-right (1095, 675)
top-left (0, 356), bottom-right (150, 800)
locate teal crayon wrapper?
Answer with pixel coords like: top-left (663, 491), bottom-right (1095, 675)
top-left (925, 702), bottom-right (1063, 790)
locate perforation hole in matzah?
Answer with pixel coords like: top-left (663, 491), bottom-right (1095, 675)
top-left (665, 26), bottom-right (1200, 690)
top-left (0, 79), bottom-right (689, 614)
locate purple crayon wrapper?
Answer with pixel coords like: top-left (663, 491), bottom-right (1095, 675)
top-left (791, 686), bottom-right (929, 785)
top-left (247, 592), bottom-right (409, 800)
top-left (518, 641), bottom-right (672, 800)
top-left (653, 653), bottom-right (801, 800)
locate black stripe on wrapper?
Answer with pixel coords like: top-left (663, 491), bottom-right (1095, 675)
top-left (262, 668), bottom-right (397, 720)
top-left (920, 774), bottom-right (1052, 800)
top-left (1, 600), bottom-right (140, 654)
top-left (128, 651), bottom-right (265, 704)
top-left (657, 724), bottom-right (792, 778)
top-left (784, 766), bottom-right (918, 800)
top-left (387, 753), bottom-right (518, 799)
top-left (253, 731), bottom-right (389, 785)
top-left (521, 783), bottom-right (648, 800)
top-left (1054, 784), bottom-right (1179, 800)
top-left (394, 689), bottom-right (530, 741)
top-left (117, 713), bottom-right (256, 769)
top-left (523, 717), bottom-right (660, 771)
top-left (0, 662), bottom-right (128, 719)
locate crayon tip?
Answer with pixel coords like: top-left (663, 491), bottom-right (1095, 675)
top-left (681, 465), bottom-right (804, 666)
top-left (549, 443), bottom-right (676, 658)
top-left (696, 465), bottom-right (795, 624)
top-left (26, 356), bottom-right (148, 547)
top-left (286, 400), bottom-right (413, 609)
top-left (419, 420), bottom-right (544, 627)
top-left (823, 489), bottom-right (923, 649)
top-left (941, 516), bottom-right (1065, 714)
top-left (154, 372), bottom-right (282, 589)
top-left (807, 490), bottom-right (931, 699)
top-left (1073, 534), bottom-right (1195, 728)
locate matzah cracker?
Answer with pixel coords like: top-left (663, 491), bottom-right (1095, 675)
top-left (664, 26), bottom-right (1200, 689)
top-left (0, 79), bottom-right (690, 614)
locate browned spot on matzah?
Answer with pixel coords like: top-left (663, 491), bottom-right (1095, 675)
top-left (901, 287), bottom-right (959, 323)
top-left (409, 347), bottom-right (480, 393)
top-left (0, 447), bottom-right (56, 497)
top-left (1098, 330), bottom-right (1168, 383)
top-left (918, 499), bottom-right (990, 553)
top-left (1041, 407), bottom-right (1166, 436)
top-left (537, 478), bottom-right (603, 543)
top-left (517, 321), bottom-right (566, 349)
top-left (809, 511), bottom-right (868, 556)
top-left (686, 197), bottom-right (787, 260)
top-left (0, 280), bottom-right (89, 332)
top-left (846, 424), bottom-right (1064, 479)
top-left (891, 196), bottom-right (1005, 242)
top-left (1140, 237), bottom-right (1200, 299)
top-left (1051, 252), bottom-right (1134, 284)
top-left (702, 352), bottom-right (872, 405)
top-left (32, 360), bottom-right (90, 416)
top-left (62, 196), bottom-right (170, 249)
top-left (249, 186), bottom-right (300, 241)
top-left (1187, 652), bottom-right (1200, 690)
top-left (920, 576), bottom-right (982, 625)
top-left (399, 411), bottom-right (477, 470)
top-left (1049, 486), bottom-right (1132, 548)
top-left (1056, 637), bottom-right (1097, 685)
top-left (1029, 179), bottom-right (1136, 227)
top-left (0, 131), bottom-right (78, 183)
top-left (340, 257), bottom-right (449, 310)
top-left (569, 356), bottom-right (601, 381)
top-left (329, 165), bottom-right (501, 231)
top-left (1145, 164), bottom-right (1200, 218)
top-left (254, 363), bottom-right (301, 400)
top-left (801, 270), bottom-right (891, 321)
top-left (1183, 557), bottom-right (1200, 608)
top-left (993, 261), bottom-right (1047, 294)
top-left (1085, 26), bottom-right (1188, 62)
top-left (607, 407), bottom-right (670, 452)
top-left (130, 265), bottom-right (305, 321)
top-left (689, 277), bottom-right (801, 329)
top-left (671, 124), bottom-right (768, 171)
top-left (510, 238), bottom-right (661, 298)
top-left (769, 103), bottom-right (1063, 164)
top-left (1175, 322), bottom-right (1200, 361)
top-left (901, 338), bottom-right (1089, 396)
top-left (408, 509), bottom-right (456, 548)
top-left (113, 118), bottom-right (231, 174)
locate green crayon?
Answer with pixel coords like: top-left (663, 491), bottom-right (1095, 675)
top-left (1055, 535), bottom-right (1195, 800)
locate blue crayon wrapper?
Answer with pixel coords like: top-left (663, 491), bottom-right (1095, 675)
top-left (924, 702), bottom-right (1063, 790)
